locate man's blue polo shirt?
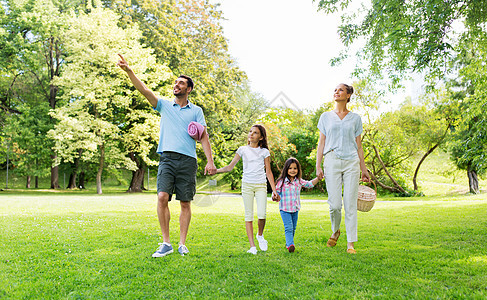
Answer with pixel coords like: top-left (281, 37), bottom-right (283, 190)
top-left (154, 99), bottom-right (206, 159)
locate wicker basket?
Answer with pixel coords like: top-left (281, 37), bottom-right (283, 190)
top-left (357, 181), bottom-right (377, 212)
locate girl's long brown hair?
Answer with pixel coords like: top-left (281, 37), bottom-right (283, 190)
top-left (248, 124), bottom-right (269, 149)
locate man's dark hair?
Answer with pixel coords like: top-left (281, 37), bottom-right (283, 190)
top-left (178, 75), bottom-right (194, 91)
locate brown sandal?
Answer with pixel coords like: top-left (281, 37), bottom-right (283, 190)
top-left (326, 230), bottom-right (340, 247)
top-left (347, 248), bottom-right (357, 254)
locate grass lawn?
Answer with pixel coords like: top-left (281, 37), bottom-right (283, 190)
top-left (1, 192), bottom-right (486, 299)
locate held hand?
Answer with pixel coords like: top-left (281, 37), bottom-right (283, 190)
top-left (316, 167), bottom-right (324, 180)
top-left (116, 53), bottom-right (131, 72)
top-left (204, 162), bottom-right (217, 176)
top-left (271, 191), bottom-right (280, 202)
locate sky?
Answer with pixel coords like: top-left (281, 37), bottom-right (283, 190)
top-left (214, 0), bottom-right (363, 110)
top-left (214, 0), bottom-right (416, 111)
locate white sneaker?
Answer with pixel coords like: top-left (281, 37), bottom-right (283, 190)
top-left (256, 234), bottom-right (268, 251)
top-left (178, 244), bottom-right (189, 256)
top-left (247, 247), bottom-right (257, 255)
top-left (152, 243), bottom-right (173, 258)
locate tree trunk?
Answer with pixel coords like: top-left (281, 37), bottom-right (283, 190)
top-left (67, 155), bottom-right (80, 189)
top-left (371, 144), bottom-right (407, 194)
top-left (413, 144), bottom-right (439, 191)
top-left (79, 172), bottom-right (86, 189)
top-left (50, 160), bottom-right (60, 189)
top-left (35, 158), bottom-right (39, 188)
top-left (48, 36), bottom-right (61, 190)
top-left (26, 176), bottom-right (31, 188)
top-left (127, 152), bottom-right (146, 193)
top-left (96, 144), bottom-right (105, 194)
top-left (467, 167), bottom-right (479, 194)
top-left (413, 125), bottom-right (449, 191)
top-left (67, 173), bottom-right (77, 189)
top-left (369, 171), bottom-right (402, 193)
top-left (128, 167), bottom-right (146, 193)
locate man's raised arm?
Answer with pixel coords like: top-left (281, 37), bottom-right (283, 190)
top-left (117, 54), bottom-right (158, 108)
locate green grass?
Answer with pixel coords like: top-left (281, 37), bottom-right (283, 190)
top-left (1, 193), bottom-right (486, 299)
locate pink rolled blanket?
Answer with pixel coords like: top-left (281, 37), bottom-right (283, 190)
top-left (187, 121), bottom-right (205, 141)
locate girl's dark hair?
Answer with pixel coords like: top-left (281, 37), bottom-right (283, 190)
top-left (339, 83), bottom-right (354, 102)
top-left (276, 157), bottom-right (302, 185)
top-left (249, 124), bottom-right (269, 149)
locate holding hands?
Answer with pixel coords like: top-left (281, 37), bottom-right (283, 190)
top-left (272, 191), bottom-right (280, 202)
top-left (204, 162), bottom-right (217, 176)
top-left (316, 167), bottom-right (324, 181)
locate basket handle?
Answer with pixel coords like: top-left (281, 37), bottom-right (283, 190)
top-left (360, 180), bottom-right (377, 194)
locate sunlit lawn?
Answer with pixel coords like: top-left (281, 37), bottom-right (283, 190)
top-left (1, 192), bottom-right (486, 299)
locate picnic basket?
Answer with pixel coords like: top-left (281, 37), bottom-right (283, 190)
top-left (357, 181), bottom-right (376, 212)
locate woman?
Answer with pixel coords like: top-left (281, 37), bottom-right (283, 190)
top-left (316, 83), bottom-right (370, 254)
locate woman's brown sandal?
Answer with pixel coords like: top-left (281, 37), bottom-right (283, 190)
top-left (346, 248), bottom-right (357, 254)
top-left (326, 230), bottom-right (340, 247)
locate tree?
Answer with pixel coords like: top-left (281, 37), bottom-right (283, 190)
top-left (4, 102), bottom-right (52, 188)
top-left (409, 91), bottom-right (451, 191)
top-left (0, 0), bottom-right (72, 188)
top-left (51, 8), bottom-right (169, 194)
top-left (444, 30), bottom-right (487, 193)
top-left (315, 0), bottom-right (487, 85)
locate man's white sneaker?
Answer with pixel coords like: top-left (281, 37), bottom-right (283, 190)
top-left (256, 234), bottom-right (268, 251)
top-left (247, 247), bottom-right (257, 255)
top-left (152, 243), bottom-right (173, 258)
top-left (178, 244), bottom-right (189, 256)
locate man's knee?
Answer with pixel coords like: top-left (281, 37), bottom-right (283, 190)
top-left (180, 201), bottom-right (191, 211)
top-left (158, 192), bottom-right (170, 206)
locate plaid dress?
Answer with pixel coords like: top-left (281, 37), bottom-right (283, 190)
top-left (277, 177), bottom-right (314, 213)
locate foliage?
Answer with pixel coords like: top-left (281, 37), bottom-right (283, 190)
top-left (0, 0), bottom-right (75, 188)
top-left (315, 0), bottom-right (487, 85)
top-left (364, 98), bottom-right (448, 194)
top-left (3, 102), bottom-right (52, 181)
top-left (49, 8), bottom-right (172, 193)
top-left (443, 30), bottom-right (487, 193)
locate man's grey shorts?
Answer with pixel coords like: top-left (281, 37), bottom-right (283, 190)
top-left (157, 152), bottom-right (198, 201)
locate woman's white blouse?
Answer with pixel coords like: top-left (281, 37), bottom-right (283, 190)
top-left (317, 111), bottom-right (363, 160)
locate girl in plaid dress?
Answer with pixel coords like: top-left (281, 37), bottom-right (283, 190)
top-left (275, 158), bottom-right (322, 252)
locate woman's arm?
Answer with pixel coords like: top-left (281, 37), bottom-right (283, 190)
top-left (216, 153), bottom-right (241, 173)
top-left (316, 132), bottom-right (326, 178)
top-left (356, 135), bottom-right (370, 182)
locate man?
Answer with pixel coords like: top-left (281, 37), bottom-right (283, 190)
top-left (117, 54), bottom-right (217, 257)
